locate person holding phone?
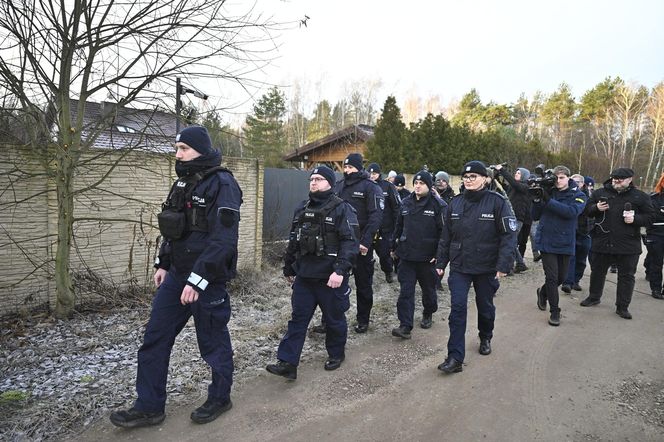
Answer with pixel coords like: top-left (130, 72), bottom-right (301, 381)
top-left (580, 168), bottom-right (655, 319)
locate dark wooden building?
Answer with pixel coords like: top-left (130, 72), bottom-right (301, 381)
top-left (284, 124), bottom-right (374, 171)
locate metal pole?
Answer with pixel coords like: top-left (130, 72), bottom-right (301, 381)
top-left (175, 77), bottom-right (181, 134)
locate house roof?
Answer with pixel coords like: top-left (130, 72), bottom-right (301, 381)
top-left (284, 124), bottom-right (374, 161)
top-left (70, 99), bottom-right (176, 153)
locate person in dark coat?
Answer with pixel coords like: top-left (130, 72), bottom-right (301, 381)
top-left (495, 165), bottom-right (532, 273)
top-left (434, 171), bottom-right (456, 204)
top-left (111, 126), bottom-right (242, 428)
top-left (532, 166), bottom-right (587, 326)
top-left (368, 162), bottom-right (401, 283)
top-left (561, 174), bottom-right (593, 293)
top-left (394, 174), bottom-right (410, 200)
top-left (390, 171), bottom-right (446, 338)
top-left (580, 167), bottom-right (655, 319)
top-left (335, 153), bottom-right (384, 333)
top-left (265, 166), bottom-right (359, 380)
top-left (643, 172), bottom-right (664, 299)
top-left (435, 161), bottom-right (517, 374)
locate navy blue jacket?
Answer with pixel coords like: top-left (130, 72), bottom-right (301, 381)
top-left (393, 191), bottom-right (446, 262)
top-left (646, 192), bottom-right (664, 238)
top-left (532, 178), bottom-right (587, 255)
top-left (283, 191), bottom-right (360, 279)
top-left (375, 177), bottom-right (401, 234)
top-left (436, 189), bottom-right (517, 275)
top-left (335, 171), bottom-right (384, 248)
top-left (586, 181), bottom-right (655, 254)
top-left (157, 169), bottom-right (243, 292)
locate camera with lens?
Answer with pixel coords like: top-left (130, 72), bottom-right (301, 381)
top-left (527, 164), bottom-right (556, 195)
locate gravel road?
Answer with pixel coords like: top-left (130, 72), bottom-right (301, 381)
top-left (71, 255), bottom-right (664, 442)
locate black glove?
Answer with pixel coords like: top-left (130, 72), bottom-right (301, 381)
top-left (541, 187), bottom-right (552, 202)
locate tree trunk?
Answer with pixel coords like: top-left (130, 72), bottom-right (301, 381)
top-left (53, 156), bottom-right (75, 319)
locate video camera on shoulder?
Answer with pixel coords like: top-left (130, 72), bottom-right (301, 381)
top-left (527, 164), bottom-right (556, 194)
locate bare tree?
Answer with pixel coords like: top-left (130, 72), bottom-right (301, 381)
top-left (645, 82), bottom-right (664, 186)
top-left (0, 0), bottom-right (288, 318)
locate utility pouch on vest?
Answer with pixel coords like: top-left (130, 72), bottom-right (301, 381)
top-left (157, 166), bottom-right (230, 240)
top-left (158, 209), bottom-right (187, 240)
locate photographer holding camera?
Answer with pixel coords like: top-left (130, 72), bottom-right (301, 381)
top-left (580, 168), bottom-right (655, 319)
top-left (531, 165), bottom-right (587, 326)
top-left (494, 164), bottom-right (532, 273)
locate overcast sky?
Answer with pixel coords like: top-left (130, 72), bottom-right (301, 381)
top-left (211, 0), bottom-right (664, 121)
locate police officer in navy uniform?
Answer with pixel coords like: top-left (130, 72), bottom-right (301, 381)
top-left (368, 162), bottom-right (401, 283)
top-left (391, 171), bottom-right (446, 339)
top-left (265, 166), bottom-right (359, 380)
top-left (110, 126), bottom-right (242, 427)
top-left (436, 161), bottom-right (517, 374)
top-left (394, 174), bottom-right (410, 200)
top-left (334, 153), bottom-right (384, 333)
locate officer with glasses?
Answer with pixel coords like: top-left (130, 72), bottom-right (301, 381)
top-left (266, 166), bottom-right (359, 380)
top-left (435, 161), bottom-right (517, 374)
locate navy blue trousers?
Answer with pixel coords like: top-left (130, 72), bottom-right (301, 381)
top-left (135, 272), bottom-right (233, 413)
top-left (354, 246), bottom-right (375, 324)
top-left (646, 236), bottom-right (664, 293)
top-left (396, 260), bottom-right (438, 330)
top-left (277, 277), bottom-right (350, 365)
top-left (374, 232), bottom-right (395, 275)
top-left (447, 271), bottom-right (498, 362)
top-left (564, 234), bottom-right (591, 285)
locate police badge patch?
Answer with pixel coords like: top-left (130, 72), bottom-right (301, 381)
top-left (508, 218), bottom-right (518, 232)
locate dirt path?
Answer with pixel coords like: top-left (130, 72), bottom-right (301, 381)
top-left (81, 260), bottom-right (664, 441)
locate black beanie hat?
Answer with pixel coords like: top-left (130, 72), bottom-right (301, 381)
top-left (176, 126), bottom-right (213, 155)
top-left (367, 162), bottom-right (381, 175)
top-left (394, 175), bottom-right (406, 187)
top-left (461, 160), bottom-right (488, 177)
top-left (413, 170), bottom-right (433, 189)
top-left (344, 153), bottom-right (364, 171)
top-left (310, 165), bottom-right (337, 188)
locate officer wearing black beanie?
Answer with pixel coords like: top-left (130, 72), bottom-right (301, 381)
top-left (391, 170), bottom-right (446, 338)
top-left (111, 126), bottom-right (242, 427)
top-left (266, 164), bottom-right (359, 379)
top-left (332, 153), bottom-right (384, 333)
top-left (368, 162), bottom-right (402, 283)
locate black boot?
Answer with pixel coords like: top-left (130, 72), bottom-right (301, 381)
top-left (385, 272), bottom-right (394, 283)
top-left (437, 356), bottom-right (463, 374)
top-left (420, 313), bottom-right (433, 329)
top-left (391, 325), bottom-right (412, 339)
top-left (548, 310), bottom-right (560, 326)
top-left (324, 354), bottom-right (345, 371)
top-left (479, 338), bottom-right (491, 355)
top-left (190, 399), bottom-right (232, 424)
top-left (109, 408), bottom-right (165, 428)
top-left (266, 360), bottom-right (297, 380)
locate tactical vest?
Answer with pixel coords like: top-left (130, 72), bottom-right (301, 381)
top-left (157, 166), bottom-right (230, 240)
top-left (296, 196), bottom-right (343, 257)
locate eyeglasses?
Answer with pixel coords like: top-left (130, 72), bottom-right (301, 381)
top-left (462, 174), bottom-right (481, 181)
top-left (309, 177), bottom-right (326, 182)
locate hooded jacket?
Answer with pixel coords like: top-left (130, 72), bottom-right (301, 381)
top-left (497, 168), bottom-right (533, 225)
